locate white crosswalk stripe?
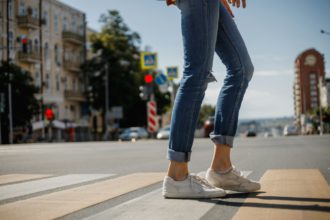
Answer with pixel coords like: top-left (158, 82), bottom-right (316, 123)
top-left (0, 174), bottom-right (114, 201)
top-left (84, 171), bottom-right (253, 220)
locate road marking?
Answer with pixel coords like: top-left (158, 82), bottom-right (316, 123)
top-left (232, 169), bottom-right (330, 220)
top-left (0, 174), bottom-right (53, 185)
top-left (0, 174), bottom-right (114, 201)
top-left (84, 171), bottom-right (254, 220)
top-left (0, 172), bottom-right (164, 220)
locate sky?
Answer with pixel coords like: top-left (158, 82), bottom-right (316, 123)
top-left (61, 0), bottom-right (330, 119)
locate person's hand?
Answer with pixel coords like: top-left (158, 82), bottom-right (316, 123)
top-left (228, 0), bottom-right (247, 8)
top-left (221, 0), bottom-right (234, 17)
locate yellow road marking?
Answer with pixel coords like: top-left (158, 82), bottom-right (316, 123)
top-left (0, 172), bottom-right (164, 220)
top-left (232, 169), bottom-right (330, 220)
top-left (0, 174), bottom-right (53, 185)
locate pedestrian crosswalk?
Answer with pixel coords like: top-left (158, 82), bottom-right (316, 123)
top-left (0, 170), bottom-right (329, 220)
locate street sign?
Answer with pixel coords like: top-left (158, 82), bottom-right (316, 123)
top-left (155, 72), bottom-right (167, 85)
top-left (140, 52), bottom-right (158, 70)
top-left (111, 106), bottom-right (123, 119)
top-left (166, 67), bottom-right (178, 80)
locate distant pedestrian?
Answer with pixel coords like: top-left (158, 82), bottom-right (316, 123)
top-left (163, 0), bottom-right (261, 198)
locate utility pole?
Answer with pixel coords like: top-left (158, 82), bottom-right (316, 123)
top-left (8, 73), bottom-right (13, 144)
top-left (39, 0), bottom-right (45, 140)
top-left (6, 0), bottom-right (10, 61)
top-left (103, 63), bottom-right (110, 141)
top-left (318, 76), bottom-right (324, 135)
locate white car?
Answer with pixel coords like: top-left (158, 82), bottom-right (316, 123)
top-left (283, 125), bottom-right (299, 136)
top-left (157, 125), bottom-right (171, 139)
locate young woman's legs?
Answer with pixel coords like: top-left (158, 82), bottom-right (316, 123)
top-left (209, 1), bottom-right (254, 171)
top-left (167, 0), bottom-right (220, 180)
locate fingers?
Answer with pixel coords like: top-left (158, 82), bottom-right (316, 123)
top-left (231, 0), bottom-right (246, 8)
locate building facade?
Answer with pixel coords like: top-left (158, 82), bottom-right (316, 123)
top-left (293, 49), bottom-right (325, 131)
top-left (320, 78), bottom-right (330, 108)
top-left (1, 0), bottom-right (87, 140)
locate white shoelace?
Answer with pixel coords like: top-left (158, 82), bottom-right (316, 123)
top-left (190, 174), bottom-right (215, 189)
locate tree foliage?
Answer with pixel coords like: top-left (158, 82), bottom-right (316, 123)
top-left (0, 61), bottom-right (39, 143)
top-left (83, 10), bottom-right (171, 128)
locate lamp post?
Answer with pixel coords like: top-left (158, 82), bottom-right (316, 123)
top-left (103, 63), bottom-right (110, 141)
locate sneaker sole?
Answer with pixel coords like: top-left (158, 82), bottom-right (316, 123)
top-left (162, 191), bottom-right (226, 199)
top-left (215, 184), bottom-right (260, 193)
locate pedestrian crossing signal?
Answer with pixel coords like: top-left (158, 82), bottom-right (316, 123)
top-left (140, 52), bottom-right (158, 70)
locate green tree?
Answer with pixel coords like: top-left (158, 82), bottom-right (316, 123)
top-left (0, 61), bottom-right (39, 144)
top-left (83, 10), bottom-right (170, 128)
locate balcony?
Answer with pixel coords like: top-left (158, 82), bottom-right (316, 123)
top-left (63, 60), bottom-right (81, 73)
top-left (18, 51), bottom-right (40, 63)
top-left (62, 31), bottom-right (84, 45)
top-left (64, 90), bottom-right (86, 102)
top-left (17, 15), bottom-right (39, 29)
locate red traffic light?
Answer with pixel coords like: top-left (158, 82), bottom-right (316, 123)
top-left (145, 74), bottom-right (153, 84)
top-left (45, 108), bottom-right (54, 121)
top-left (21, 38), bottom-right (27, 44)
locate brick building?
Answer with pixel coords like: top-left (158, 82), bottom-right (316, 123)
top-left (293, 49), bottom-right (325, 132)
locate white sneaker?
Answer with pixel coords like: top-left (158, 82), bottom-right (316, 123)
top-left (206, 166), bottom-right (261, 193)
top-left (162, 174), bottom-right (226, 199)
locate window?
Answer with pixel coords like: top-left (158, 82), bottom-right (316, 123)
top-left (71, 19), bottom-right (76, 32)
top-left (56, 73), bottom-right (60, 91)
top-left (35, 72), bottom-right (40, 88)
top-left (63, 16), bottom-right (67, 31)
top-left (309, 73), bottom-right (316, 79)
top-left (34, 39), bottom-right (39, 54)
top-left (310, 90), bottom-right (317, 96)
top-left (54, 14), bottom-right (58, 32)
top-left (19, 1), bottom-right (25, 16)
top-left (8, 0), bottom-right (13, 18)
top-left (44, 42), bottom-right (49, 60)
top-left (54, 44), bottom-right (59, 64)
top-left (73, 79), bottom-right (76, 91)
top-left (43, 11), bottom-right (48, 26)
top-left (8, 31), bottom-right (13, 50)
top-left (45, 73), bottom-right (50, 91)
top-left (32, 8), bottom-right (38, 18)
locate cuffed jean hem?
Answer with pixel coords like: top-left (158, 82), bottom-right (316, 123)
top-left (209, 133), bottom-right (234, 148)
top-left (167, 149), bottom-right (191, 162)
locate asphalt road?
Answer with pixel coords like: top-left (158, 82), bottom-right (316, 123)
top-left (0, 135), bottom-right (329, 219)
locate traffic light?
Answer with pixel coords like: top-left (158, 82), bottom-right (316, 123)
top-left (144, 74), bottom-right (153, 84)
top-left (139, 86), bottom-right (148, 100)
top-left (22, 38), bottom-right (28, 53)
top-left (45, 108), bottom-right (54, 121)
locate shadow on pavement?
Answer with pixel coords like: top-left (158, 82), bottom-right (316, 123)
top-left (196, 191), bottom-right (330, 213)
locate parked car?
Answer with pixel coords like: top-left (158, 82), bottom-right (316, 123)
top-left (157, 125), bottom-right (171, 139)
top-left (119, 127), bottom-right (148, 141)
top-left (245, 130), bottom-right (257, 137)
top-left (204, 116), bottom-right (215, 137)
top-left (283, 125), bottom-right (299, 136)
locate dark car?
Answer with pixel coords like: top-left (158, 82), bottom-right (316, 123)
top-left (245, 130), bottom-right (257, 137)
top-left (204, 116), bottom-right (215, 137)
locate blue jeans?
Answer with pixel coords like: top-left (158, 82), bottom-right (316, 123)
top-left (167, 0), bottom-right (254, 162)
